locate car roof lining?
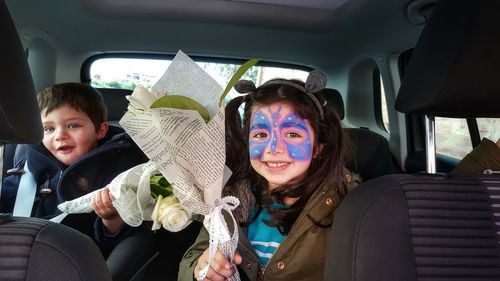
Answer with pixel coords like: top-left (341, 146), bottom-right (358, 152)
top-left (6, 0), bottom-right (424, 70)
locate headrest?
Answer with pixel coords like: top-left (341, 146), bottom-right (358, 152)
top-left (97, 88), bottom-right (132, 121)
top-left (0, 0), bottom-right (42, 143)
top-left (322, 88), bottom-right (345, 120)
top-left (396, 0), bottom-right (500, 118)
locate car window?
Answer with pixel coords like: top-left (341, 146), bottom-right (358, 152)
top-left (478, 118), bottom-right (499, 142)
top-left (379, 75), bottom-right (390, 132)
top-left (436, 117), bottom-right (499, 160)
top-left (435, 117), bottom-right (472, 159)
top-left (89, 57), bottom-right (309, 101)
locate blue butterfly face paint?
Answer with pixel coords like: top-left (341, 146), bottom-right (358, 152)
top-left (249, 104), bottom-right (313, 161)
top-left (249, 103), bottom-right (316, 189)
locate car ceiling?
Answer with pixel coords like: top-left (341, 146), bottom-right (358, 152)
top-left (5, 0), bottom-right (424, 70)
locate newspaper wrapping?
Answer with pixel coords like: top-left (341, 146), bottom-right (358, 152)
top-left (55, 50), bottom-right (241, 280)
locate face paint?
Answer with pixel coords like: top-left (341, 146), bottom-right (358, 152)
top-left (249, 103), bottom-right (316, 189)
top-left (249, 109), bottom-right (271, 159)
top-left (249, 104), bottom-right (312, 161)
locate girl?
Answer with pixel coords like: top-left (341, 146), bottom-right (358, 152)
top-left (179, 71), bottom-right (357, 281)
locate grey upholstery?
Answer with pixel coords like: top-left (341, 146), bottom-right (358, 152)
top-left (322, 88), bottom-right (400, 181)
top-left (0, 215), bottom-right (112, 281)
top-left (0, 1), bottom-right (112, 280)
top-left (326, 174), bottom-right (500, 281)
top-left (326, 0), bottom-right (500, 280)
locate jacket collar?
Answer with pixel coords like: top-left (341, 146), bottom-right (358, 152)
top-left (25, 126), bottom-right (127, 183)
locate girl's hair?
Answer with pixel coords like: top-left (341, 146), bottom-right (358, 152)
top-left (37, 82), bottom-right (107, 132)
top-left (226, 79), bottom-right (349, 234)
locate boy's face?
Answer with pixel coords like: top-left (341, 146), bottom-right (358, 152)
top-left (41, 105), bottom-right (107, 166)
top-left (249, 102), bottom-right (316, 190)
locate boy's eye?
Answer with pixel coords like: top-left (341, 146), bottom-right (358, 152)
top-left (43, 127), bottom-right (55, 133)
top-left (68, 123), bottom-right (82, 129)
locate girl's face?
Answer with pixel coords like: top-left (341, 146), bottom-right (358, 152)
top-left (249, 102), bottom-right (316, 190)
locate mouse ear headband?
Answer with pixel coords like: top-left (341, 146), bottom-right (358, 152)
top-left (234, 70), bottom-right (327, 120)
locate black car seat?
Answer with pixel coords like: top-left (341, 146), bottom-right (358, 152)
top-left (0, 215), bottom-right (112, 280)
top-left (322, 88), bottom-right (400, 181)
top-left (0, 0), bottom-right (112, 280)
top-left (97, 87), bottom-right (132, 126)
top-left (325, 0), bottom-right (500, 280)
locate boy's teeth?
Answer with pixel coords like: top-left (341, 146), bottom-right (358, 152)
top-left (268, 162), bottom-right (287, 167)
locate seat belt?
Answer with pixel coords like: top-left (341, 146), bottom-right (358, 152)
top-left (12, 161), bottom-right (37, 217)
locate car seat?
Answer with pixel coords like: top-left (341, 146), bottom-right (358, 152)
top-left (322, 88), bottom-right (400, 181)
top-left (325, 0), bottom-right (500, 280)
top-left (0, 214), bottom-right (111, 280)
top-left (97, 87), bottom-right (132, 126)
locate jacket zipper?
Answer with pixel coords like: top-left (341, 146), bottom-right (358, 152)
top-left (257, 190), bottom-right (326, 280)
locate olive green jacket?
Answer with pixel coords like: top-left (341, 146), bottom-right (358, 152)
top-left (178, 173), bottom-right (358, 281)
top-left (452, 138), bottom-right (500, 174)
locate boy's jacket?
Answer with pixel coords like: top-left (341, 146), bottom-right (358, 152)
top-left (0, 126), bottom-right (147, 222)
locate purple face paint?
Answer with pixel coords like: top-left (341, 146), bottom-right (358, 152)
top-left (249, 105), bottom-right (312, 161)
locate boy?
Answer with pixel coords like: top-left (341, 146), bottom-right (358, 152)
top-left (0, 83), bottom-right (155, 279)
top-left (1, 83), bottom-right (145, 221)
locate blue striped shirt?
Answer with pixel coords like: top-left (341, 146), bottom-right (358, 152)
top-left (247, 206), bottom-right (286, 266)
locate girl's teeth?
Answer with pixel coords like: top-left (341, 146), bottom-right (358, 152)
top-left (268, 162), bottom-right (287, 167)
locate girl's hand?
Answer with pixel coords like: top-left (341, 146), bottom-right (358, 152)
top-left (194, 249), bottom-right (242, 281)
top-left (91, 186), bottom-right (124, 234)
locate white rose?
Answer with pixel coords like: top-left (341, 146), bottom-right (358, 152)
top-left (151, 195), bottom-right (192, 232)
top-left (126, 85), bottom-right (163, 114)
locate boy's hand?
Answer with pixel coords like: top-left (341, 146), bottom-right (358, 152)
top-left (91, 186), bottom-right (124, 234)
top-left (194, 249), bottom-right (242, 281)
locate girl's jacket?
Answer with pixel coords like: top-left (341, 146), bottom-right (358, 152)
top-left (179, 172), bottom-right (358, 281)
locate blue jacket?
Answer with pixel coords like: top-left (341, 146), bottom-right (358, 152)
top-left (0, 126), bottom-right (147, 220)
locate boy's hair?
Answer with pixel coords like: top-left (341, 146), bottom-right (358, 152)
top-left (225, 79), bottom-right (349, 234)
top-left (38, 83), bottom-right (107, 132)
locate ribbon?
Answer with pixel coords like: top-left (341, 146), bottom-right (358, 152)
top-left (196, 196), bottom-right (240, 281)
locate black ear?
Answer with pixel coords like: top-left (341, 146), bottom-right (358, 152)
top-left (305, 70), bottom-right (327, 94)
top-left (234, 79), bottom-right (257, 94)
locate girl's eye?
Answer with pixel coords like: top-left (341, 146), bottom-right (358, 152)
top-left (285, 132), bottom-right (302, 138)
top-left (68, 123), bottom-right (82, 129)
top-left (252, 132), bottom-right (268, 139)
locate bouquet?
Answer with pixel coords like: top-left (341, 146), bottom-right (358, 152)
top-left (54, 160), bottom-right (192, 232)
top-left (55, 50), bottom-right (258, 281)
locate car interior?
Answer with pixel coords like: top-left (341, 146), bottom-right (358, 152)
top-left (326, 1), bottom-right (500, 280)
top-left (1, 0), bottom-right (499, 280)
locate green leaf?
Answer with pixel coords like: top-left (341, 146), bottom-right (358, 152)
top-left (219, 58), bottom-right (260, 106)
top-left (150, 95), bottom-right (210, 123)
top-left (150, 174), bottom-right (173, 199)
